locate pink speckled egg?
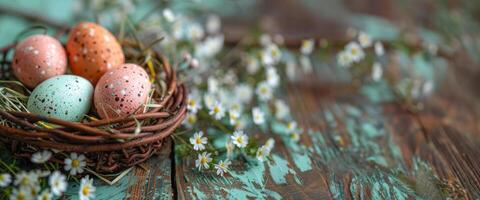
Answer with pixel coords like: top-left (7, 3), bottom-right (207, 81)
top-left (94, 63), bottom-right (151, 119)
top-left (12, 34), bottom-right (67, 88)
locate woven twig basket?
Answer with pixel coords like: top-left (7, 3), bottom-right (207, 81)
top-left (0, 41), bottom-right (187, 173)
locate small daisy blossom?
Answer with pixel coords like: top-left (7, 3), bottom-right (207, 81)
top-left (10, 187), bottom-right (31, 200)
top-left (290, 131), bottom-right (302, 142)
top-left (246, 56), bottom-right (260, 74)
top-left (261, 44), bottom-right (281, 65)
top-left (337, 51), bottom-right (352, 67)
top-left (206, 15), bottom-right (221, 34)
top-left (38, 190), bottom-right (52, 200)
top-left (256, 146), bottom-right (271, 162)
top-left (345, 42), bottom-right (365, 62)
top-left (265, 138), bottom-right (275, 151)
top-left (31, 150), bottom-right (52, 164)
top-left (207, 77), bottom-right (219, 94)
top-left (203, 93), bottom-right (216, 110)
top-left (79, 176), bottom-right (95, 200)
top-left (14, 171), bottom-right (38, 187)
top-left (64, 153), bottom-right (86, 175)
top-left (209, 101), bottom-right (225, 120)
top-left (49, 171), bottom-right (67, 196)
top-left (358, 32), bottom-right (372, 48)
top-left (231, 130), bottom-right (248, 148)
top-left (195, 152), bottom-right (212, 170)
top-left (189, 131), bottom-right (208, 151)
top-left (286, 121), bottom-right (298, 133)
top-left (374, 41), bottom-right (384, 56)
top-left (301, 39), bottom-right (315, 55)
top-left (252, 107), bottom-right (265, 125)
top-left (0, 173), bottom-right (11, 187)
top-left (162, 9), bottom-right (175, 22)
top-left (266, 67), bottom-right (280, 88)
top-left (371, 62), bottom-right (383, 81)
top-left (184, 113), bottom-right (197, 128)
top-left (214, 160), bottom-right (231, 176)
top-left (235, 84), bottom-right (253, 103)
top-left (229, 110), bottom-right (240, 126)
top-left (187, 97), bottom-right (202, 114)
top-left (274, 100), bottom-right (290, 120)
top-left (256, 81), bottom-right (273, 101)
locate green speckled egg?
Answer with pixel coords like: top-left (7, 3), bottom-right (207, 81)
top-left (27, 75), bottom-right (93, 122)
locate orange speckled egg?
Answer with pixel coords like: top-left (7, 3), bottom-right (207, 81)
top-left (12, 34), bottom-right (67, 88)
top-left (94, 64), bottom-right (151, 119)
top-left (66, 22), bottom-right (124, 84)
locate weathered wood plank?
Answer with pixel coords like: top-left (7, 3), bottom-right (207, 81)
top-left (66, 139), bottom-right (173, 200)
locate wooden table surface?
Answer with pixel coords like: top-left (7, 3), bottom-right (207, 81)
top-left (63, 65), bottom-right (480, 199)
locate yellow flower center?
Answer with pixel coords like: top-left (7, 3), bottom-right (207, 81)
top-left (82, 186), bottom-right (90, 196)
top-left (351, 48), bottom-right (358, 55)
top-left (18, 193), bottom-right (25, 200)
top-left (195, 137), bottom-right (202, 144)
top-left (72, 159), bottom-right (80, 168)
top-left (188, 116), bottom-right (196, 124)
top-left (260, 87), bottom-right (267, 94)
top-left (213, 107), bottom-right (220, 113)
top-left (236, 137), bottom-right (243, 144)
top-left (201, 157), bottom-right (208, 164)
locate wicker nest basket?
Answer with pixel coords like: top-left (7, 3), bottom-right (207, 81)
top-left (0, 39), bottom-right (187, 174)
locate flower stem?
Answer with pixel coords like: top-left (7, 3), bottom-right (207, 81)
top-left (0, 159), bottom-right (15, 174)
top-left (198, 110), bottom-right (232, 134)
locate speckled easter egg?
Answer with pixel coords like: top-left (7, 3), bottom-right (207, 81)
top-left (94, 64), bottom-right (151, 119)
top-left (66, 21), bottom-right (124, 84)
top-left (27, 75), bottom-right (94, 122)
top-left (12, 34), bottom-right (67, 88)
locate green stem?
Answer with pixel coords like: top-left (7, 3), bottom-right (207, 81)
top-left (198, 110), bottom-right (233, 134)
top-left (0, 159), bottom-right (15, 175)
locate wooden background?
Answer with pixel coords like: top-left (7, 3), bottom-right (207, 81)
top-left (1, 0), bottom-right (480, 199)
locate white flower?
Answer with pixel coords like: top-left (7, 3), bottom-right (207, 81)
top-left (256, 146), bottom-right (271, 162)
top-left (206, 15), bottom-right (221, 34)
top-left (252, 107), bottom-right (265, 125)
top-left (184, 113), bottom-right (197, 128)
top-left (229, 110), bottom-right (240, 126)
top-left (79, 176), bottom-right (95, 200)
top-left (209, 101), bottom-right (225, 120)
top-left (264, 138), bottom-right (275, 151)
top-left (10, 187), bottom-right (31, 200)
top-left (195, 35), bottom-right (224, 58)
top-left (358, 32), bottom-right (372, 48)
top-left (262, 44), bottom-right (281, 66)
top-left (38, 190), bottom-right (52, 200)
top-left (14, 171), bottom-right (38, 187)
top-left (301, 39), bottom-right (315, 55)
top-left (226, 140), bottom-right (235, 156)
top-left (256, 81), bottom-right (273, 101)
top-left (189, 131), bottom-right (208, 151)
top-left (31, 150), bottom-right (52, 164)
top-left (374, 41), bottom-right (384, 56)
top-left (64, 153), bottom-right (86, 175)
top-left (246, 57), bottom-right (260, 74)
top-left (187, 97), bottom-right (202, 114)
top-left (162, 9), bottom-right (175, 22)
top-left (195, 152), bottom-right (212, 170)
top-left (286, 60), bottom-right (296, 80)
top-left (235, 84), bottom-right (253, 103)
top-left (203, 93), bottom-right (216, 108)
top-left (337, 51), bottom-right (352, 67)
top-left (345, 42), bottom-right (365, 62)
top-left (49, 171), bottom-right (67, 196)
top-left (229, 101), bottom-right (243, 114)
top-left (290, 131), bottom-right (302, 142)
top-left (371, 62), bottom-right (383, 81)
top-left (266, 67), bottom-right (280, 88)
top-left (0, 173), bottom-right (11, 187)
top-left (188, 23), bottom-right (205, 41)
top-left (214, 160), bottom-right (231, 176)
top-left (274, 100), bottom-right (290, 120)
top-left (207, 77), bottom-right (219, 94)
top-left (231, 130), bottom-right (248, 148)
top-left (286, 121), bottom-right (298, 133)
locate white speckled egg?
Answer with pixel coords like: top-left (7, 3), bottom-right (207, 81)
top-left (94, 64), bottom-right (151, 119)
top-left (27, 75), bottom-right (94, 122)
top-left (12, 34), bottom-right (67, 88)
